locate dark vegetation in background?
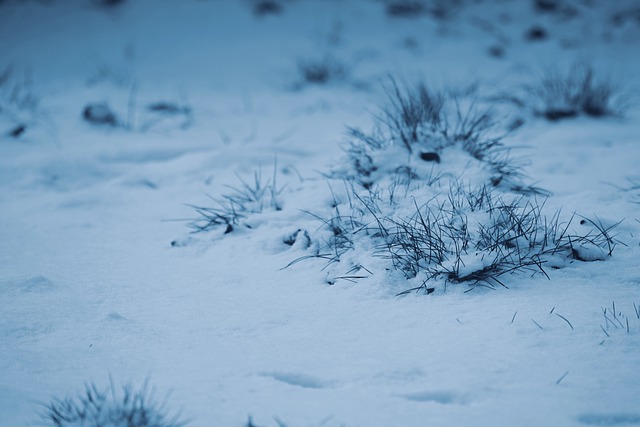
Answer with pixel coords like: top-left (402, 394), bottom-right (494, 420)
top-left (384, 0), bottom-right (463, 20)
top-left (493, 63), bottom-right (629, 122)
top-left (251, 0), bottom-right (284, 16)
top-left (0, 66), bottom-right (38, 139)
top-left (294, 55), bottom-right (349, 89)
top-left (529, 64), bottom-right (627, 121)
top-left (82, 98), bottom-right (192, 131)
top-left (524, 25), bottom-right (548, 42)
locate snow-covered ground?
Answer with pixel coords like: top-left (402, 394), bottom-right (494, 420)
top-left (1, 1), bottom-right (639, 426)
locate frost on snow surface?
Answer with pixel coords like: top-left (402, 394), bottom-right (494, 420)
top-left (1, 1), bottom-right (640, 427)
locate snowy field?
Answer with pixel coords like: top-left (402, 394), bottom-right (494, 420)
top-left (1, 1), bottom-right (640, 426)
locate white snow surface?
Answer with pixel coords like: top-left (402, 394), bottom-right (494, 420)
top-left (1, 1), bottom-right (640, 426)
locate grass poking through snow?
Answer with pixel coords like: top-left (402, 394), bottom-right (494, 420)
top-left (294, 180), bottom-right (622, 293)
top-left (39, 380), bottom-right (187, 427)
top-left (179, 77), bottom-right (623, 294)
top-left (340, 78), bottom-right (544, 194)
top-left (188, 164), bottom-right (285, 235)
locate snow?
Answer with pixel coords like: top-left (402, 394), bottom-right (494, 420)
top-left (1, 1), bottom-right (640, 426)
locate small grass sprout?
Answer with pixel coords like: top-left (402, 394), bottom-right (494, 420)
top-left (600, 301), bottom-right (639, 339)
top-left (189, 165), bottom-right (285, 234)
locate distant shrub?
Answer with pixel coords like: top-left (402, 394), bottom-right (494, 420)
top-left (82, 98), bottom-right (192, 132)
top-left (295, 56), bottom-right (348, 88)
top-left (384, 0), bottom-right (463, 20)
top-left (94, 0), bottom-right (126, 7)
top-left (83, 103), bottom-right (120, 127)
top-left (533, 0), bottom-right (559, 13)
top-left (0, 65), bottom-right (39, 139)
top-left (532, 0), bottom-right (580, 20)
top-left (40, 381), bottom-right (187, 427)
top-left (611, 6), bottom-right (640, 27)
top-left (0, 66), bottom-right (37, 111)
top-left (142, 101), bottom-right (192, 132)
top-left (524, 25), bottom-right (548, 41)
top-left (487, 45), bottom-right (505, 59)
top-left (251, 0), bottom-right (283, 16)
top-left (386, 0), bottom-right (425, 17)
top-left (527, 63), bottom-right (627, 121)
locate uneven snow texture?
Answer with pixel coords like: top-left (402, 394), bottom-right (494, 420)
top-left (1, 1), bottom-right (640, 426)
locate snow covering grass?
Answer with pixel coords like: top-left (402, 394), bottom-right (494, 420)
top-left (341, 78), bottom-right (541, 193)
top-left (1, 0), bottom-right (640, 426)
top-left (281, 177), bottom-right (622, 292)
top-left (187, 164), bottom-right (285, 235)
top-left (40, 380), bottom-right (186, 427)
